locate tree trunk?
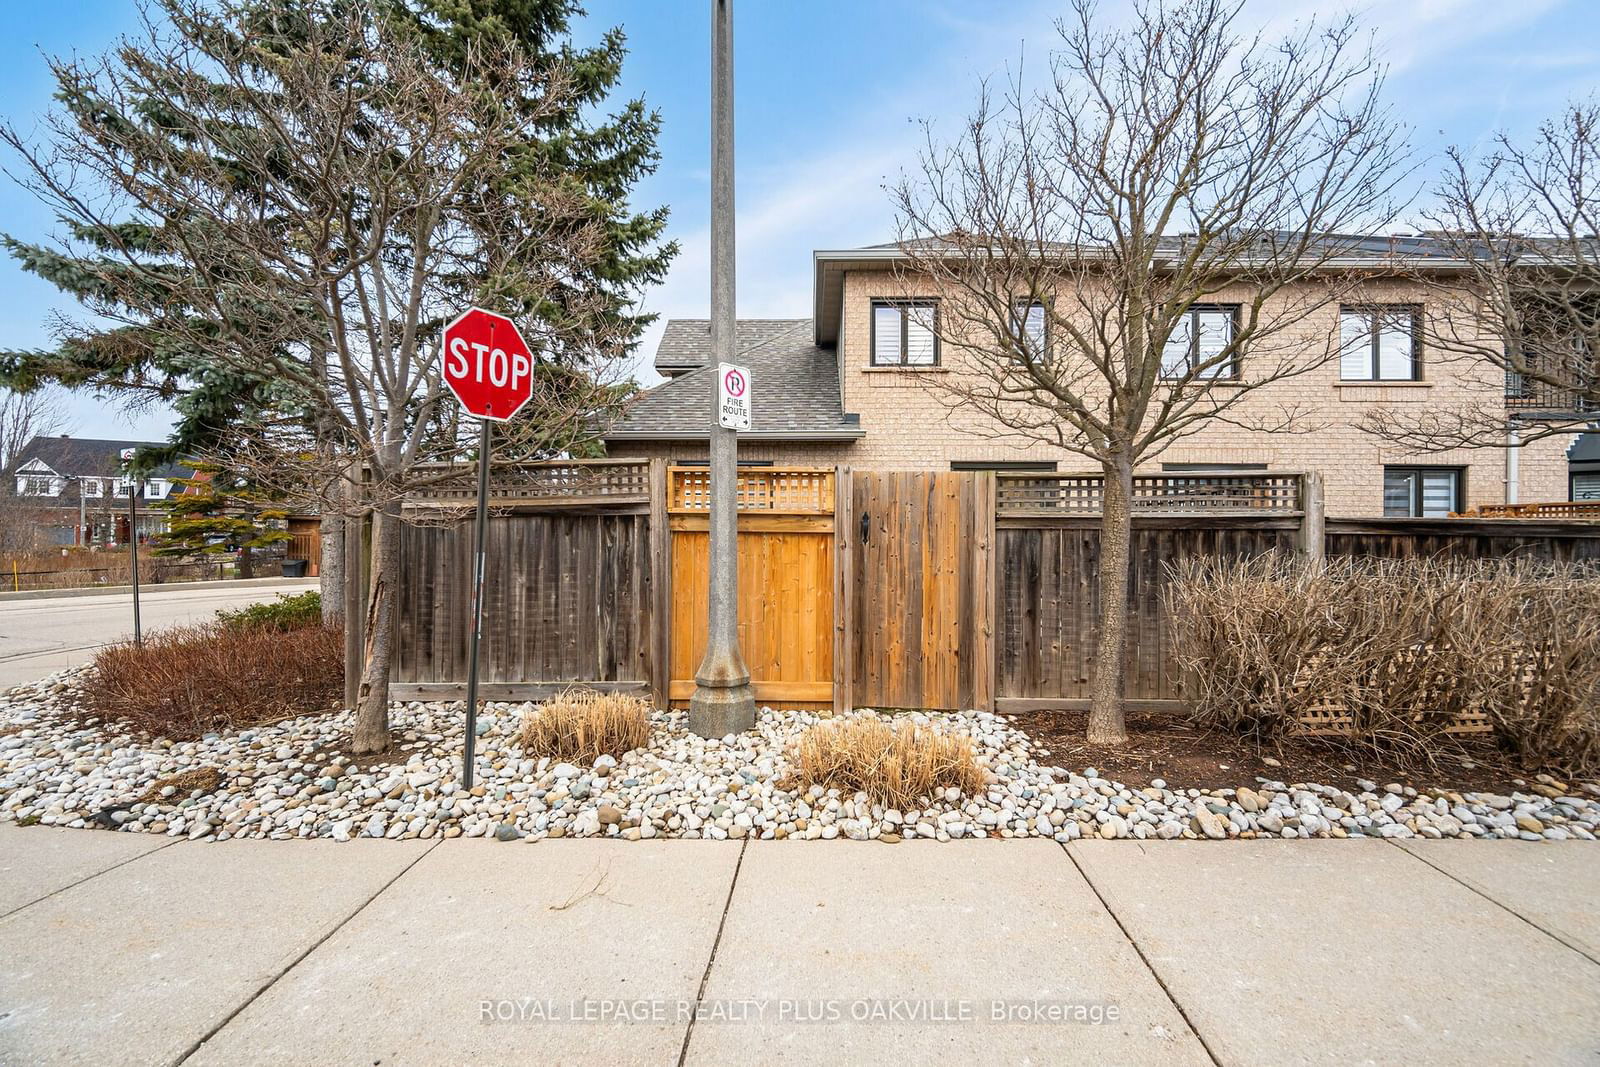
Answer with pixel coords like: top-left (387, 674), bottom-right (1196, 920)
top-left (238, 543), bottom-right (254, 580)
top-left (1087, 452), bottom-right (1133, 745)
top-left (351, 499), bottom-right (397, 754)
top-left (320, 506), bottom-right (344, 625)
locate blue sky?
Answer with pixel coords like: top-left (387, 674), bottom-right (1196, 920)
top-left (1, 0), bottom-right (1597, 441)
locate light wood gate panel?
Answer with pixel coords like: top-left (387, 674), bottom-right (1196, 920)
top-left (668, 468), bottom-right (836, 710)
top-left (850, 471), bottom-right (994, 710)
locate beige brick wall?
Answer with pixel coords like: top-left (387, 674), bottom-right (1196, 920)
top-left (825, 270), bottom-right (1576, 517)
top-left (611, 270), bottom-right (1581, 517)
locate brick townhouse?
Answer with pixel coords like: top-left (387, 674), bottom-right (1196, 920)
top-left (603, 237), bottom-right (1591, 517)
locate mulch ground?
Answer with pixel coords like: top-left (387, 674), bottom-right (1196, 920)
top-left (1003, 710), bottom-right (1562, 795)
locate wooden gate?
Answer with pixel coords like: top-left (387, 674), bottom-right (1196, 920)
top-left (668, 467), bottom-right (837, 710)
top-left (849, 471), bottom-right (994, 710)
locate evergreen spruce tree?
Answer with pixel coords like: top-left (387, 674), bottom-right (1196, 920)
top-left (154, 463), bottom-right (292, 580)
top-left (0, 0), bottom-right (674, 752)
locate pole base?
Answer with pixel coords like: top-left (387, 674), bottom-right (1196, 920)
top-left (688, 681), bottom-right (757, 738)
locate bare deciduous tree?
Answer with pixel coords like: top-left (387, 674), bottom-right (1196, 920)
top-left (892, 0), bottom-right (1407, 743)
top-left (2, 2), bottom-right (642, 753)
top-left (1363, 100), bottom-right (1599, 452)
top-left (0, 388), bottom-right (70, 472)
top-left (0, 388), bottom-right (72, 553)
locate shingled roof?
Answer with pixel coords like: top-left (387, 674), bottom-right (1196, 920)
top-left (9, 436), bottom-right (192, 481)
top-left (607, 319), bottom-right (861, 441)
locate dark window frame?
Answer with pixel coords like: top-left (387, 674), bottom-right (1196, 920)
top-left (1161, 304), bottom-right (1242, 381)
top-left (950, 460), bottom-right (1060, 472)
top-left (1340, 304), bottom-right (1423, 381)
top-left (1571, 464), bottom-right (1600, 501)
top-left (1383, 465), bottom-right (1463, 517)
top-left (869, 299), bottom-right (941, 367)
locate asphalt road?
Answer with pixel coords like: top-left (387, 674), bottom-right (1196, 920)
top-left (0, 580), bottom-right (319, 689)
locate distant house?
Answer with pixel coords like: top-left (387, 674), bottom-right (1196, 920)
top-left (5, 435), bottom-right (195, 546)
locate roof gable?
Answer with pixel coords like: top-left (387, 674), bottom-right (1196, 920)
top-left (10, 436), bottom-right (194, 481)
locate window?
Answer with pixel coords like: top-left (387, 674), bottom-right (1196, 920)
top-left (17, 474), bottom-right (58, 496)
top-left (1573, 472), bottom-right (1600, 501)
top-left (1383, 467), bottom-right (1461, 517)
top-left (1341, 306), bottom-right (1419, 380)
top-left (950, 460), bottom-right (1059, 472)
top-left (1011, 300), bottom-right (1047, 360)
top-left (145, 480), bottom-right (170, 500)
top-left (1161, 306), bottom-right (1238, 379)
top-left (871, 300), bottom-right (938, 366)
top-left (81, 478), bottom-right (102, 497)
top-left (1161, 463), bottom-right (1269, 472)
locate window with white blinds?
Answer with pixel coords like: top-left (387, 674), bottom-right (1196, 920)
top-left (1161, 306), bottom-right (1237, 379)
top-left (1012, 300), bottom-right (1047, 359)
top-left (1383, 467), bottom-right (1460, 517)
top-left (1341, 307), bottom-right (1418, 380)
top-left (871, 301), bottom-right (939, 366)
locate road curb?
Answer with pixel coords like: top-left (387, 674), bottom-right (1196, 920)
top-left (0, 576), bottom-right (318, 603)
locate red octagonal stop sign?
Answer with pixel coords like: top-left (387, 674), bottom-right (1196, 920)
top-left (441, 307), bottom-right (534, 421)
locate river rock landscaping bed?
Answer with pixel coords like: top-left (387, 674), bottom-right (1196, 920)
top-left (3, 666), bottom-right (1598, 844)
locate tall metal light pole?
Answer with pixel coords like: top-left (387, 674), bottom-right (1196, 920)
top-left (689, 0), bottom-right (755, 736)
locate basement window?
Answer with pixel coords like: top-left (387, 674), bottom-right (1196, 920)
top-left (1383, 466), bottom-right (1460, 517)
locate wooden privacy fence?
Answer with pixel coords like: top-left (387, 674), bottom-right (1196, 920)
top-left (669, 467), bottom-right (838, 710)
top-left (389, 459), bottom-right (658, 701)
top-left (380, 461), bottom-right (1600, 712)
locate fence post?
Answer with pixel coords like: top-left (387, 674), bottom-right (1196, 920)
top-left (833, 465), bottom-right (853, 715)
top-left (1299, 471), bottom-right (1326, 569)
top-left (648, 457), bottom-right (671, 708)
top-left (974, 470), bottom-right (997, 712)
top-left (342, 461), bottom-right (368, 711)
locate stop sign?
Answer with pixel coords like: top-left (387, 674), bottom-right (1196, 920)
top-left (441, 307), bottom-right (535, 421)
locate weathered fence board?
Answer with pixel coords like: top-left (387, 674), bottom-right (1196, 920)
top-left (850, 471), bottom-right (993, 710)
top-left (995, 517), bottom-right (1300, 706)
top-left (1326, 518), bottom-right (1600, 561)
top-left (393, 511), bottom-right (654, 692)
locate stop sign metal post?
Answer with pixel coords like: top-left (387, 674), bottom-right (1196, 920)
top-left (441, 308), bottom-right (535, 789)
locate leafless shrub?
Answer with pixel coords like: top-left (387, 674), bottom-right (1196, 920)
top-left (1167, 555), bottom-right (1600, 772)
top-left (82, 623), bottom-right (343, 739)
top-left (790, 718), bottom-right (986, 809)
top-left (518, 689), bottom-right (651, 764)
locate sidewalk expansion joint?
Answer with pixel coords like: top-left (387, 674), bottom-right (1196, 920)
top-left (1060, 842), bottom-right (1224, 1067)
top-left (171, 838), bottom-right (442, 1067)
top-left (1385, 840), bottom-right (1600, 969)
top-left (0, 835), bottom-right (179, 923)
top-left (676, 837), bottom-right (748, 1067)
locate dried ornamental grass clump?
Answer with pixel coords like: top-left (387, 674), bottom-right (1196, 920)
top-left (790, 717), bottom-right (986, 809)
top-left (518, 689), bottom-right (652, 763)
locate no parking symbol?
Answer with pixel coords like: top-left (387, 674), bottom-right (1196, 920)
top-left (717, 362), bottom-right (751, 431)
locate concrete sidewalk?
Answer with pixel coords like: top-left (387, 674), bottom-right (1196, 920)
top-left (1, 825), bottom-right (1596, 1066)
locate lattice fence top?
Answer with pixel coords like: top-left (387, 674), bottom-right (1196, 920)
top-left (996, 472), bottom-right (1304, 516)
top-left (1463, 501), bottom-right (1600, 520)
top-left (669, 466), bottom-right (834, 514)
top-left (407, 458), bottom-right (650, 506)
